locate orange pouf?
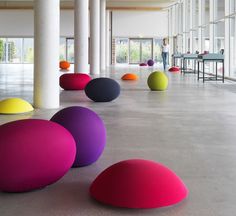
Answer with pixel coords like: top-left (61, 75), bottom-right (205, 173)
top-left (121, 73), bottom-right (139, 81)
top-left (60, 61), bottom-right (70, 70)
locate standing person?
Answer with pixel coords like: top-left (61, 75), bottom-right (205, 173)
top-left (161, 38), bottom-right (170, 71)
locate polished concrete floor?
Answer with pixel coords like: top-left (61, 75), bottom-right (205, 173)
top-left (0, 64), bottom-right (236, 216)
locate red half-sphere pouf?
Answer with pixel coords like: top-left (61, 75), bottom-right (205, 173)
top-left (60, 61), bottom-right (70, 70)
top-left (60, 73), bottom-right (91, 90)
top-left (169, 66), bottom-right (180, 73)
top-left (0, 119), bottom-right (76, 193)
top-left (139, 63), bottom-right (148, 67)
top-left (90, 159), bottom-right (188, 209)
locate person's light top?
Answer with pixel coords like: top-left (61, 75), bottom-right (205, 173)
top-left (162, 44), bottom-right (169, 53)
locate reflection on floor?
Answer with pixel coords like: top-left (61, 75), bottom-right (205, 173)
top-left (0, 64), bottom-right (236, 216)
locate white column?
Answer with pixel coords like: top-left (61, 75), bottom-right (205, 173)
top-left (90, 0), bottom-right (100, 75)
top-left (100, 0), bottom-right (106, 71)
top-left (34, 0), bottom-right (60, 109)
top-left (182, 0), bottom-right (187, 53)
top-left (74, 0), bottom-right (89, 73)
top-left (198, 0), bottom-right (204, 53)
top-left (190, 0), bottom-right (195, 53)
top-left (209, 0), bottom-right (214, 53)
top-left (225, 0), bottom-right (230, 77)
top-left (106, 10), bottom-right (111, 66)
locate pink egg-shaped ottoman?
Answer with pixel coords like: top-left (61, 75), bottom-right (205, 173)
top-left (0, 119), bottom-right (76, 193)
top-left (90, 159), bottom-right (188, 209)
top-left (169, 66), bottom-right (180, 73)
top-left (60, 73), bottom-right (91, 90)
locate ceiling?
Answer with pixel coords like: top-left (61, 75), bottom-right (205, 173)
top-left (0, 0), bottom-right (178, 9)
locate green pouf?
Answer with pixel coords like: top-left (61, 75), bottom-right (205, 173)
top-left (147, 71), bottom-right (168, 91)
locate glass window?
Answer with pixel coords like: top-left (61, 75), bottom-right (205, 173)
top-left (193, 30), bottom-right (199, 52)
top-left (195, 0), bottom-right (199, 28)
top-left (202, 26), bottom-right (210, 52)
top-left (7, 38), bottom-right (22, 63)
top-left (66, 38), bottom-right (74, 63)
top-left (215, 0), bottom-right (225, 20)
top-left (230, 16), bottom-right (236, 78)
top-left (60, 38), bottom-right (66, 61)
top-left (230, 0), bottom-right (235, 14)
top-left (0, 38), bottom-right (6, 63)
top-left (204, 0), bottom-right (210, 24)
top-left (129, 39), bottom-right (141, 64)
top-left (141, 39), bottom-right (152, 63)
top-left (153, 38), bottom-right (162, 66)
top-left (186, 0), bottom-right (190, 32)
top-left (23, 38), bottom-right (34, 63)
top-left (214, 21), bottom-right (225, 52)
top-left (177, 35), bottom-right (183, 53)
top-left (115, 38), bottom-right (128, 64)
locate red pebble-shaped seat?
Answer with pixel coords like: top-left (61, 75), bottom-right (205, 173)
top-left (60, 73), bottom-right (91, 90)
top-left (169, 66), bottom-right (180, 73)
top-left (139, 63), bottom-right (148, 67)
top-left (90, 159), bottom-right (188, 209)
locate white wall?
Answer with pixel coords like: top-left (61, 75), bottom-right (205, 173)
top-left (0, 10), bottom-right (74, 37)
top-left (0, 10), bottom-right (168, 38)
top-left (112, 11), bottom-right (168, 38)
top-left (0, 10), bottom-right (34, 36)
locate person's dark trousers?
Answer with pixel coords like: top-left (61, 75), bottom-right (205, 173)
top-left (162, 52), bottom-right (168, 71)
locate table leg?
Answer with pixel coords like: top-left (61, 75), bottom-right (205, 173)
top-left (198, 61), bottom-right (200, 80)
top-left (203, 60), bottom-right (205, 83)
top-left (222, 60), bottom-right (225, 83)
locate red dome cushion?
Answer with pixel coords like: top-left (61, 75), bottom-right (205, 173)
top-left (60, 73), bottom-right (91, 90)
top-left (169, 66), bottom-right (180, 72)
top-left (90, 159), bottom-right (188, 209)
top-left (139, 63), bottom-right (148, 67)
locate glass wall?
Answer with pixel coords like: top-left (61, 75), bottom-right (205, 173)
top-left (60, 38), bottom-right (66, 61)
top-left (115, 38), bottom-right (129, 64)
top-left (0, 38), bottom-right (6, 62)
top-left (170, 0), bottom-right (236, 79)
top-left (0, 37), bottom-right (75, 64)
top-left (230, 16), bottom-right (236, 78)
top-left (214, 21), bottom-right (225, 52)
top-left (0, 38), bottom-right (34, 64)
top-left (114, 38), bottom-right (162, 65)
top-left (66, 38), bottom-right (74, 63)
top-left (153, 38), bottom-right (162, 64)
top-left (215, 0), bottom-right (225, 20)
top-left (23, 38), bottom-right (34, 63)
top-left (230, 0), bottom-right (235, 14)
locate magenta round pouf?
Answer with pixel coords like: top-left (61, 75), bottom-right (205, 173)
top-left (60, 73), bottom-right (91, 90)
top-left (50, 106), bottom-right (106, 167)
top-left (90, 159), bottom-right (188, 209)
top-left (147, 59), bottom-right (154, 66)
top-left (0, 119), bottom-right (76, 193)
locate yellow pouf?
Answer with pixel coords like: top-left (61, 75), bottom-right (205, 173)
top-left (0, 98), bottom-right (34, 114)
top-left (147, 71), bottom-right (168, 91)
